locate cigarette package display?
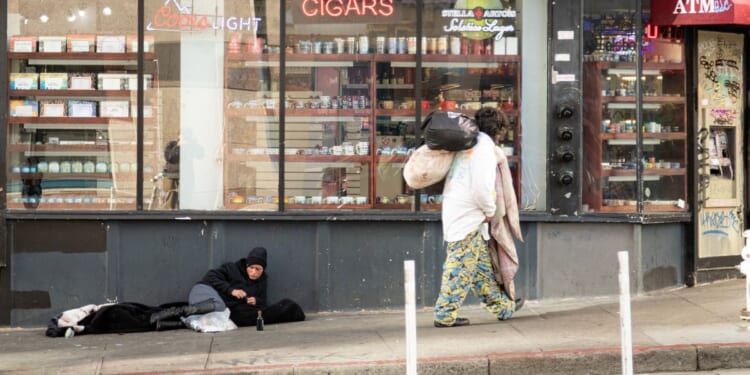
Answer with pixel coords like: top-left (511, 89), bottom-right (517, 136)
top-left (39, 36), bottom-right (67, 53)
top-left (69, 72), bottom-right (96, 90)
top-left (100, 100), bottom-right (130, 117)
top-left (96, 35), bottom-right (126, 53)
top-left (40, 100), bottom-right (66, 117)
top-left (10, 100), bottom-right (39, 117)
top-left (131, 105), bottom-right (155, 118)
top-left (67, 34), bottom-right (96, 53)
top-left (68, 100), bottom-right (97, 117)
top-left (97, 73), bottom-right (128, 90)
top-left (9, 36), bottom-right (37, 52)
top-left (126, 74), bottom-right (153, 90)
top-left (10, 73), bottom-right (39, 90)
top-left (40, 73), bottom-right (69, 90)
top-left (126, 35), bottom-right (155, 53)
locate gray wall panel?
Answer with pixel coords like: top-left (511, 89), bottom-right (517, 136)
top-left (538, 223), bottom-right (635, 298)
top-left (223, 221), bottom-right (318, 310)
top-left (641, 224), bottom-right (685, 292)
top-left (11, 252), bottom-right (107, 325)
top-left (112, 221), bottom-right (212, 306)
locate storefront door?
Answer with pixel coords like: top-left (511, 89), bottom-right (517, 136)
top-left (695, 31), bottom-right (745, 276)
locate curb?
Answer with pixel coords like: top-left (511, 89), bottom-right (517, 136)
top-left (107, 342), bottom-right (750, 375)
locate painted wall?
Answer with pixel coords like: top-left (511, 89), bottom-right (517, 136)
top-left (4, 219), bottom-right (684, 326)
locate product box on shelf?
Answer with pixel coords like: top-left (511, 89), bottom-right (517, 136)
top-left (97, 73), bottom-right (128, 90)
top-left (132, 105), bottom-right (155, 118)
top-left (126, 74), bottom-right (153, 90)
top-left (9, 100), bottom-right (39, 117)
top-left (40, 73), bottom-right (69, 90)
top-left (10, 73), bottom-right (39, 90)
top-left (100, 100), bottom-right (130, 117)
top-left (68, 100), bottom-right (97, 117)
top-left (69, 73), bottom-right (96, 90)
top-left (126, 35), bottom-right (155, 53)
top-left (96, 35), bottom-right (126, 53)
top-left (39, 36), bottom-right (67, 53)
top-left (40, 99), bottom-right (66, 117)
top-left (97, 73), bottom-right (153, 90)
top-left (9, 36), bottom-right (37, 52)
top-left (67, 34), bottom-right (96, 52)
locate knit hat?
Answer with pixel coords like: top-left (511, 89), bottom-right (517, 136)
top-left (246, 247), bottom-right (267, 269)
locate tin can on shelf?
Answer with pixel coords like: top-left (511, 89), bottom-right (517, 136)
top-left (358, 35), bottom-right (369, 54)
top-left (346, 37), bottom-right (356, 53)
top-left (437, 36), bottom-right (448, 54)
top-left (387, 37), bottom-right (398, 54)
top-left (407, 37), bottom-right (417, 54)
top-left (398, 37), bottom-right (407, 54)
top-left (376, 36), bottom-right (385, 54)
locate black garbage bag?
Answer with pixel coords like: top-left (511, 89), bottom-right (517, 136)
top-left (421, 111), bottom-right (478, 151)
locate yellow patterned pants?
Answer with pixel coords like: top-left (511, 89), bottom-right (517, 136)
top-left (434, 228), bottom-right (515, 325)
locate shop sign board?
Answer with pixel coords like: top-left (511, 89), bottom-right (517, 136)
top-left (293, 0), bottom-right (398, 24)
top-left (443, 0), bottom-right (517, 40)
top-left (147, 0), bottom-right (262, 32)
top-left (651, 0), bottom-right (750, 25)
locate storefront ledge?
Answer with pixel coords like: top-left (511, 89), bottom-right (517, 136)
top-left (3, 210), bottom-right (691, 224)
top-left (519, 211), bottom-right (691, 224)
top-left (2, 209), bottom-right (444, 222)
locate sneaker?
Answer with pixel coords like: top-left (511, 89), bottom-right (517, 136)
top-left (434, 317), bottom-right (470, 328)
top-left (514, 298), bottom-right (525, 312)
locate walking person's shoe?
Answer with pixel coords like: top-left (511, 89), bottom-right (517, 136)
top-left (434, 317), bottom-right (470, 328)
top-left (514, 298), bottom-right (525, 312)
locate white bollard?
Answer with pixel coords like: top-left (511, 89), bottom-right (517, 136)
top-left (739, 230), bottom-right (750, 320)
top-left (618, 251), bottom-right (634, 375)
top-left (404, 260), bottom-right (418, 375)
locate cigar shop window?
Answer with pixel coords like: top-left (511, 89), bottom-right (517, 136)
top-left (140, 0), bottom-right (280, 211)
top-left (6, 1), bottom-right (140, 211)
top-left (420, 0), bottom-right (523, 211)
top-left (582, 1), bottom-right (687, 214)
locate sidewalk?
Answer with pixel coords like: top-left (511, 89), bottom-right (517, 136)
top-left (1, 279), bottom-right (750, 375)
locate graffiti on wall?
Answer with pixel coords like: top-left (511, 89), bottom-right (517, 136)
top-left (700, 207), bottom-right (740, 238)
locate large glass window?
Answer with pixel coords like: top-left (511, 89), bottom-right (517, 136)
top-left (6, 0), bottom-right (526, 213)
top-left (582, 0), bottom-right (687, 213)
top-left (7, 1), bottom-right (140, 210)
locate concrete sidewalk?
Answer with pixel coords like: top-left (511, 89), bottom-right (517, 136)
top-left (1, 279), bottom-right (750, 375)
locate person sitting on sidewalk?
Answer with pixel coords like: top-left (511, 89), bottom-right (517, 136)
top-left (164, 246), bottom-right (305, 326)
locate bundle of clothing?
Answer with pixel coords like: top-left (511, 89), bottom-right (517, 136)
top-left (46, 301), bottom-right (190, 337)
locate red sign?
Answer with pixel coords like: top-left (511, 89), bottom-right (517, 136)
top-left (301, 0), bottom-right (394, 18)
top-left (650, 0), bottom-right (750, 26)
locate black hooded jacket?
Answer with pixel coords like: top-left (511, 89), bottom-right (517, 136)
top-left (198, 258), bottom-right (267, 309)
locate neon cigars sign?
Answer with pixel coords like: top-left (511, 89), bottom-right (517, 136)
top-left (301, 0), bottom-right (394, 17)
top-left (147, 0), bottom-right (261, 32)
top-left (442, 3), bottom-right (516, 40)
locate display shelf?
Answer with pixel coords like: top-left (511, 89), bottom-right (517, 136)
top-left (8, 90), bottom-right (136, 97)
top-left (8, 116), bottom-right (143, 125)
top-left (9, 172), bottom-right (136, 180)
top-left (9, 52), bottom-right (155, 63)
top-left (7, 45), bottom-right (159, 211)
top-left (223, 46), bottom-right (522, 210)
top-left (582, 52), bottom-right (687, 214)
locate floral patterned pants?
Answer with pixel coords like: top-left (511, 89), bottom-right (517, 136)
top-left (434, 228), bottom-right (514, 325)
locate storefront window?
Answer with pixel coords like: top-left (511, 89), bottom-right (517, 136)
top-left (6, 0), bottom-right (526, 213)
top-left (6, 1), bottom-right (140, 210)
top-left (582, 1), bottom-right (687, 213)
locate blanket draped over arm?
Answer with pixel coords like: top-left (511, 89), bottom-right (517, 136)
top-left (489, 147), bottom-right (523, 300)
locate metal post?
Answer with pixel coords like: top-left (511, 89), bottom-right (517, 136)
top-left (738, 230), bottom-right (750, 320)
top-left (404, 260), bottom-right (417, 375)
top-left (618, 251), bottom-right (633, 375)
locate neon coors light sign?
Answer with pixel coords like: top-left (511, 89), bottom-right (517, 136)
top-left (443, 0), bottom-right (517, 40)
top-left (147, 0), bottom-right (262, 32)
